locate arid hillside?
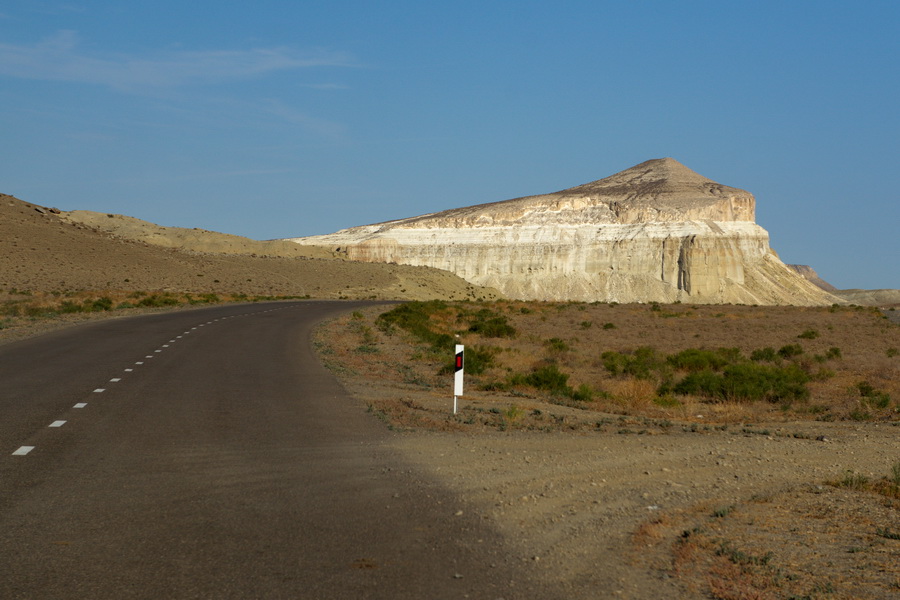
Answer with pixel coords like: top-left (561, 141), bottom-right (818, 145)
top-left (0, 194), bottom-right (499, 301)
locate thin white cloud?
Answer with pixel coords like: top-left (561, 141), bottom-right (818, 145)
top-left (0, 30), bottom-right (355, 92)
top-left (263, 100), bottom-right (348, 141)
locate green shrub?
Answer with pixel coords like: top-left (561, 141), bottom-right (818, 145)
top-left (523, 364), bottom-right (570, 392)
top-left (750, 347), bottom-right (778, 362)
top-left (545, 337), bottom-right (570, 352)
top-left (602, 322), bottom-right (616, 330)
top-left (667, 348), bottom-right (732, 372)
top-left (653, 395), bottom-right (682, 408)
top-left (570, 383), bottom-right (596, 402)
top-left (825, 346), bottom-right (842, 360)
top-left (777, 344), bottom-right (804, 358)
top-left (673, 363), bottom-right (809, 403)
top-left (89, 297), bottom-right (114, 312)
top-left (468, 314), bottom-right (516, 338)
top-left (856, 381), bottom-right (876, 397)
top-left (138, 294), bottom-right (179, 307)
top-left (672, 369), bottom-right (723, 398)
top-left (797, 329), bottom-right (819, 339)
top-left (440, 345), bottom-right (499, 376)
top-left (509, 364), bottom-right (572, 396)
top-left (376, 301), bottom-right (454, 351)
top-left (59, 300), bottom-right (84, 314)
top-left (601, 347), bottom-right (665, 380)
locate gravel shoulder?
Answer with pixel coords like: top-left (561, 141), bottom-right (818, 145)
top-left (388, 425), bottom-right (898, 599)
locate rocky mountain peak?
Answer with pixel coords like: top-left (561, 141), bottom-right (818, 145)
top-left (563, 157), bottom-right (738, 196)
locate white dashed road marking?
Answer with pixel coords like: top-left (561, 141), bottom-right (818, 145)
top-left (8, 308), bottom-right (286, 458)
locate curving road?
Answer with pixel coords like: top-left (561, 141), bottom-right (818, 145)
top-left (0, 301), bottom-right (553, 599)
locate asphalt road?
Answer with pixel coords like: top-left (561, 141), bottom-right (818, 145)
top-left (0, 301), bottom-right (554, 599)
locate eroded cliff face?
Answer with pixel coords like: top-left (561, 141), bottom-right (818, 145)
top-left (287, 158), bottom-right (840, 305)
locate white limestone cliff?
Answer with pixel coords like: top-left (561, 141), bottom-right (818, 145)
top-left (287, 158), bottom-right (841, 305)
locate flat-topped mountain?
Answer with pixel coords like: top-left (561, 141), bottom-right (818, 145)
top-left (287, 158), bottom-right (841, 305)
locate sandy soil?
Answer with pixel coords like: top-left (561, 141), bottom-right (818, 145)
top-left (316, 304), bottom-right (900, 599)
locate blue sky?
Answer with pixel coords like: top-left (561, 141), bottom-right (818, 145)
top-left (1, 1), bottom-right (897, 290)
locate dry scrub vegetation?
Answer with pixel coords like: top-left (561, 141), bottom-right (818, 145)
top-left (317, 300), bottom-right (900, 599)
top-left (319, 300), bottom-right (899, 429)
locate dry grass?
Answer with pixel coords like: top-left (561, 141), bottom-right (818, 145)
top-left (651, 483), bottom-right (900, 599)
top-left (318, 300), bottom-right (900, 429)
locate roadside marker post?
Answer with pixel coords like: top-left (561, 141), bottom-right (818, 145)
top-left (453, 344), bottom-right (464, 414)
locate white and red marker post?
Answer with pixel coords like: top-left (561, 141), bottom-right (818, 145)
top-left (453, 344), bottom-right (464, 414)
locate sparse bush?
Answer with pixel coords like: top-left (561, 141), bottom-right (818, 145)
top-left (825, 346), bottom-right (842, 360)
top-left (602, 322), bottom-right (616, 330)
top-left (855, 381), bottom-right (891, 409)
top-left (513, 363), bottom-right (571, 394)
top-left (138, 294), bottom-right (179, 307)
top-left (667, 348), bottom-right (732, 372)
top-left (777, 344), bottom-right (804, 358)
top-left (570, 383), bottom-right (596, 402)
top-left (653, 395), bottom-right (681, 408)
top-left (89, 297), bottom-right (113, 311)
top-left (59, 300), bottom-right (84, 314)
top-left (504, 405), bottom-right (524, 422)
top-left (601, 347), bottom-right (665, 380)
top-left (887, 347), bottom-right (898, 358)
top-left (672, 363), bottom-right (809, 403)
top-left (545, 337), bottom-right (570, 352)
top-left (439, 345), bottom-right (499, 376)
top-left (750, 347), bottom-right (778, 362)
top-left (468, 313), bottom-right (516, 338)
top-left (376, 301), bottom-right (454, 351)
top-left (797, 329), bottom-right (819, 339)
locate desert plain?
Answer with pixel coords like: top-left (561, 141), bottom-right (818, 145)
top-left (2, 190), bottom-right (899, 599)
